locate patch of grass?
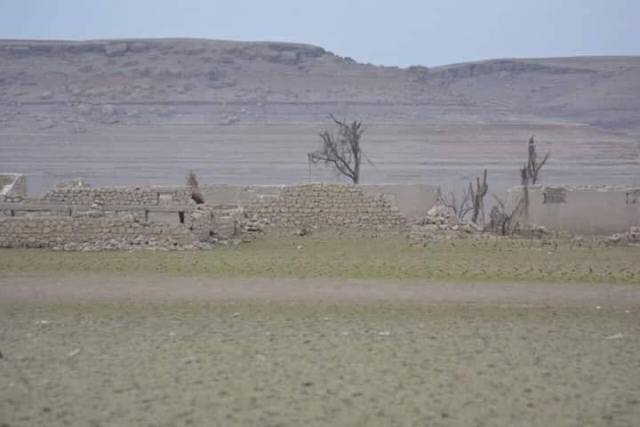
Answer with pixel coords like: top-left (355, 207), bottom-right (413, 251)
top-left (1, 235), bottom-right (639, 283)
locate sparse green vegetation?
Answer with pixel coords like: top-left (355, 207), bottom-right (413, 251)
top-left (2, 234), bottom-right (639, 283)
top-left (2, 302), bottom-right (639, 426)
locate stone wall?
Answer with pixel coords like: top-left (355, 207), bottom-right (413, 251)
top-left (244, 183), bottom-right (406, 230)
top-left (0, 214), bottom-right (196, 250)
top-left (200, 183), bottom-right (438, 220)
top-left (0, 181), bottom-right (423, 250)
top-left (508, 185), bottom-right (640, 235)
top-left (42, 186), bottom-right (193, 206)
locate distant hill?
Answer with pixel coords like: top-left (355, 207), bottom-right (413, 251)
top-left (1, 38), bottom-right (639, 192)
top-left (1, 38), bottom-right (639, 132)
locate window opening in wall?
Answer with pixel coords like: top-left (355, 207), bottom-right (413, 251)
top-left (626, 190), bottom-right (640, 205)
top-left (543, 187), bottom-right (566, 204)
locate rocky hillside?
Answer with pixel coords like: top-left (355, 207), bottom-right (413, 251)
top-left (0, 39), bottom-right (639, 192)
top-left (1, 38), bottom-right (639, 131)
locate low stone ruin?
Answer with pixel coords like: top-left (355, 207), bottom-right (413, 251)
top-left (0, 213), bottom-right (199, 251)
top-left (2, 177), bottom-right (638, 250)
top-left (0, 181), bottom-right (414, 251)
top-left (243, 183), bottom-right (406, 231)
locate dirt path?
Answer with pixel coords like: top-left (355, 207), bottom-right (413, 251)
top-left (1, 274), bottom-right (639, 307)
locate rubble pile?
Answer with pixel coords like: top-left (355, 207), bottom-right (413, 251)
top-left (608, 226), bottom-right (640, 245)
top-left (408, 204), bottom-right (483, 244)
top-left (237, 213), bottom-right (269, 242)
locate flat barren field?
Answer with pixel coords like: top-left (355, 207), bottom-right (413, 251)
top-left (1, 235), bottom-right (639, 283)
top-left (1, 236), bottom-right (640, 426)
top-left (1, 298), bottom-right (639, 426)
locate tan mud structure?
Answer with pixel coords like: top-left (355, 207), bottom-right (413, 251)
top-left (507, 185), bottom-right (640, 235)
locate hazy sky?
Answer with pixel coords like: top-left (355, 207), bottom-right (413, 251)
top-left (0, 0), bottom-right (638, 67)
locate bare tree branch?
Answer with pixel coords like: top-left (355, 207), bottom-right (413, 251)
top-left (437, 187), bottom-right (472, 222)
top-left (521, 136), bottom-right (551, 185)
top-left (309, 115), bottom-right (366, 184)
top-left (489, 193), bottom-right (525, 235)
top-left (470, 169), bottom-right (488, 225)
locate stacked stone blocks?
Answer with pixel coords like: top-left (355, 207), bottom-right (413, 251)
top-left (42, 187), bottom-right (192, 206)
top-left (245, 183), bottom-right (406, 230)
top-left (0, 214), bottom-right (194, 250)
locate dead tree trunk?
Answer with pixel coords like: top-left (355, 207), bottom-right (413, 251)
top-left (519, 136), bottom-right (550, 221)
top-left (469, 169), bottom-right (488, 225)
top-left (523, 136), bottom-right (550, 185)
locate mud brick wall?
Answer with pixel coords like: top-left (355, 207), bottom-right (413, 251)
top-left (244, 183), bottom-right (406, 229)
top-left (0, 214), bottom-right (196, 249)
top-left (508, 185), bottom-right (640, 235)
top-left (42, 186), bottom-right (192, 206)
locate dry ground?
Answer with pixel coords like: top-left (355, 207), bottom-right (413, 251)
top-left (1, 236), bottom-right (640, 426)
top-left (1, 235), bottom-right (639, 283)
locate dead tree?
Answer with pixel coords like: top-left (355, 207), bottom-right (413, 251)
top-left (519, 136), bottom-right (550, 219)
top-left (469, 169), bottom-right (488, 225)
top-left (521, 136), bottom-right (550, 185)
top-left (308, 114), bottom-right (366, 184)
top-left (437, 187), bottom-right (473, 222)
top-left (489, 194), bottom-right (525, 235)
top-left (186, 170), bottom-right (204, 204)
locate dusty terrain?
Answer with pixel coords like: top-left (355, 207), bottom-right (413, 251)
top-left (1, 235), bottom-right (639, 283)
top-left (2, 236), bottom-right (640, 426)
top-left (1, 277), bottom-right (639, 427)
top-left (1, 38), bottom-right (640, 425)
top-left (1, 39), bottom-right (639, 193)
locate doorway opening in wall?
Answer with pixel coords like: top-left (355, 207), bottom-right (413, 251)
top-left (178, 212), bottom-right (185, 224)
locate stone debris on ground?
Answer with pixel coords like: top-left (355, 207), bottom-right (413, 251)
top-left (607, 226), bottom-right (640, 246)
top-left (55, 178), bottom-right (91, 189)
top-left (408, 204), bottom-right (484, 244)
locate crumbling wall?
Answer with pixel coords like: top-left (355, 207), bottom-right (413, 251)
top-left (244, 183), bottom-right (406, 230)
top-left (200, 184), bottom-right (285, 207)
top-left (0, 182), bottom-right (436, 249)
top-left (0, 174), bottom-right (27, 202)
top-left (0, 176), bottom-right (13, 190)
top-left (200, 183), bottom-right (437, 220)
top-left (508, 185), bottom-right (640, 235)
top-left (0, 214), bottom-right (196, 250)
top-left (42, 186), bottom-right (192, 206)
top-left (360, 184), bottom-right (438, 219)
